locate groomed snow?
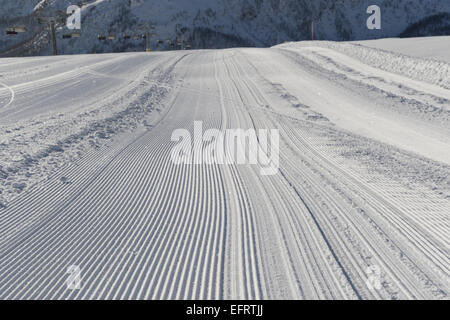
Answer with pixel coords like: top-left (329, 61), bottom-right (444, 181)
top-left (355, 36), bottom-right (450, 63)
top-left (0, 37), bottom-right (449, 299)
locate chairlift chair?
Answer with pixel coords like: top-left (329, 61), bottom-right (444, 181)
top-left (6, 29), bottom-right (18, 36)
top-left (98, 35), bottom-right (106, 40)
top-left (14, 26), bottom-right (27, 33)
top-left (6, 26), bottom-right (27, 35)
top-left (107, 35), bottom-right (115, 40)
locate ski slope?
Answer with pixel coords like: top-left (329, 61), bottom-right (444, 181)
top-left (0, 39), bottom-right (449, 299)
top-left (355, 36), bottom-right (450, 63)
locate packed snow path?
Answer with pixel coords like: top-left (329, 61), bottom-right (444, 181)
top-left (0, 42), bottom-right (449, 299)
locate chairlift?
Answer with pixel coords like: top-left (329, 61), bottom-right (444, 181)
top-left (123, 34), bottom-right (131, 39)
top-left (107, 35), bottom-right (115, 40)
top-left (62, 34), bottom-right (72, 39)
top-left (6, 26), bottom-right (27, 35)
top-left (14, 26), bottom-right (27, 33)
top-left (157, 39), bottom-right (163, 44)
top-left (38, 16), bottom-right (65, 25)
top-left (98, 35), bottom-right (106, 41)
top-left (71, 32), bottom-right (81, 38)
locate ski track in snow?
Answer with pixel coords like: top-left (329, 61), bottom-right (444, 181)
top-left (0, 80), bottom-right (15, 109)
top-left (0, 41), bottom-right (449, 300)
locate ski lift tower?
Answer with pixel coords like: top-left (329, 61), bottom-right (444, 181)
top-left (37, 11), bottom-right (66, 55)
top-left (139, 23), bottom-right (155, 52)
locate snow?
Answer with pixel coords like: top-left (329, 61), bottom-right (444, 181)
top-left (276, 39), bottom-right (450, 89)
top-left (271, 43), bottom-right (450, 167)
top-left (0, 37), bottom-right (449, 299)
top-left (355, 36), bottom-right (450, 63)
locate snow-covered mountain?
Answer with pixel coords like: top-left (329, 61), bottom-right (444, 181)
top-left (1, 0), bottom-right (449, 56)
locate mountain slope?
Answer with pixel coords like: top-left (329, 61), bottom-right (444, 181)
top-left (400, 12), bottom-right (450, 38)
top-left (0, 0), bottom-right (449, 55)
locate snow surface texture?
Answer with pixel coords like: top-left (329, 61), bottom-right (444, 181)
top-left (355, 36), bottom-right (450, 63)
top-left (1, 0), bottom-right (450, 56)
top-left (0, 37), bottom-right (449, 299)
